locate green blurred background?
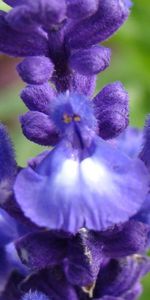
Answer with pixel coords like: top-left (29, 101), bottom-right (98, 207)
top-left (0, 0), bottom-right (150, 298)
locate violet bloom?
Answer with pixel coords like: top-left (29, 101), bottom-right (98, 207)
top-left (14, 221), bottom-right (149, 288)
top-left (13, 255), bottom-right (150, 300)
top-left (0, 0), bottom-right (131, 95)
top-left (20, 81), bottom-right (129, 146)
top-left (91, 254), bottom-right (150, 300)
top-left (14, 92), bottom-right (149, 233)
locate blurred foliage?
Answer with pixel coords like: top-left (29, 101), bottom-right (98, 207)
top-left (0, 1), bottom-right (9, 10)
top-left (0, 0), bottom-right (150, 299)
top-left (101, 0), bottom-right (150, 127)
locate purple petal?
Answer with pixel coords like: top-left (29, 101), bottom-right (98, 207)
top-left (67, 0), bottom-right (99, 20)
top-left (66, 0), bottom-right (130, 49)
top-left (21, 83), bottom-right (56, 114)
top-left (0, 13), bottom-right (48, 57)
top-left (94, 255), bottom-right (150, 298)
top-left (69, 46), bottom-right (111, 75)
top-left (15, 230), bottom-right (68, 270)
top-left (93, 82), bottom-right (129, 139)
top-left (80, 138), bottom-right (149, 231)
top-left (14, 156), bottom-right (83, 232)
top-left (51, 92), bottom-right (97, 133)
top-left (97, 220), bottom-right (150, 257)
top-left (115, 127), bottom-right (143, 158)
top-left (17, 57), bottom-right (54, 84)
top-left (20, 111), bottom-right (59, 146)
top-left (14, 136), bottom-right (149, 232)
top-left (64, 230), bottom-right (103, 286)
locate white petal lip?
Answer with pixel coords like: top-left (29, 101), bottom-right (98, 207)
top-left (54, 159), bottom-right (79, 187)
top-left (81, 157), bottom-right (113, 192)
top-left (55, 157), bottom-right (116, 197)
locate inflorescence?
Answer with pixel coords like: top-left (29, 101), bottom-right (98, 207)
top-left (0, 1), bottom-right (150, 300)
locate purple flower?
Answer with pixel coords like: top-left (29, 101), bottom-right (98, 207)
top-left (14, 221), bottom-right (149, 283)
top-left (15, 229), bottom-right (103, 287)
top-left (92, 255), bottom-right (150, 300)
top-left (7, 254), bottom-right (149, 300)
top-left (1, 1), bottom-right (149, 300)
top-left (20, 82), bottom-right (129, 145)
top-left (14, 93), bottom-right (149, 233)
top-left (0, 0), bottom-right (131, 95)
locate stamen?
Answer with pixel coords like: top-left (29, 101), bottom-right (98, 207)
top-left (73, 115), bottom-right (81, 122)
top-left (63, 113), bottom-right (72, 124)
